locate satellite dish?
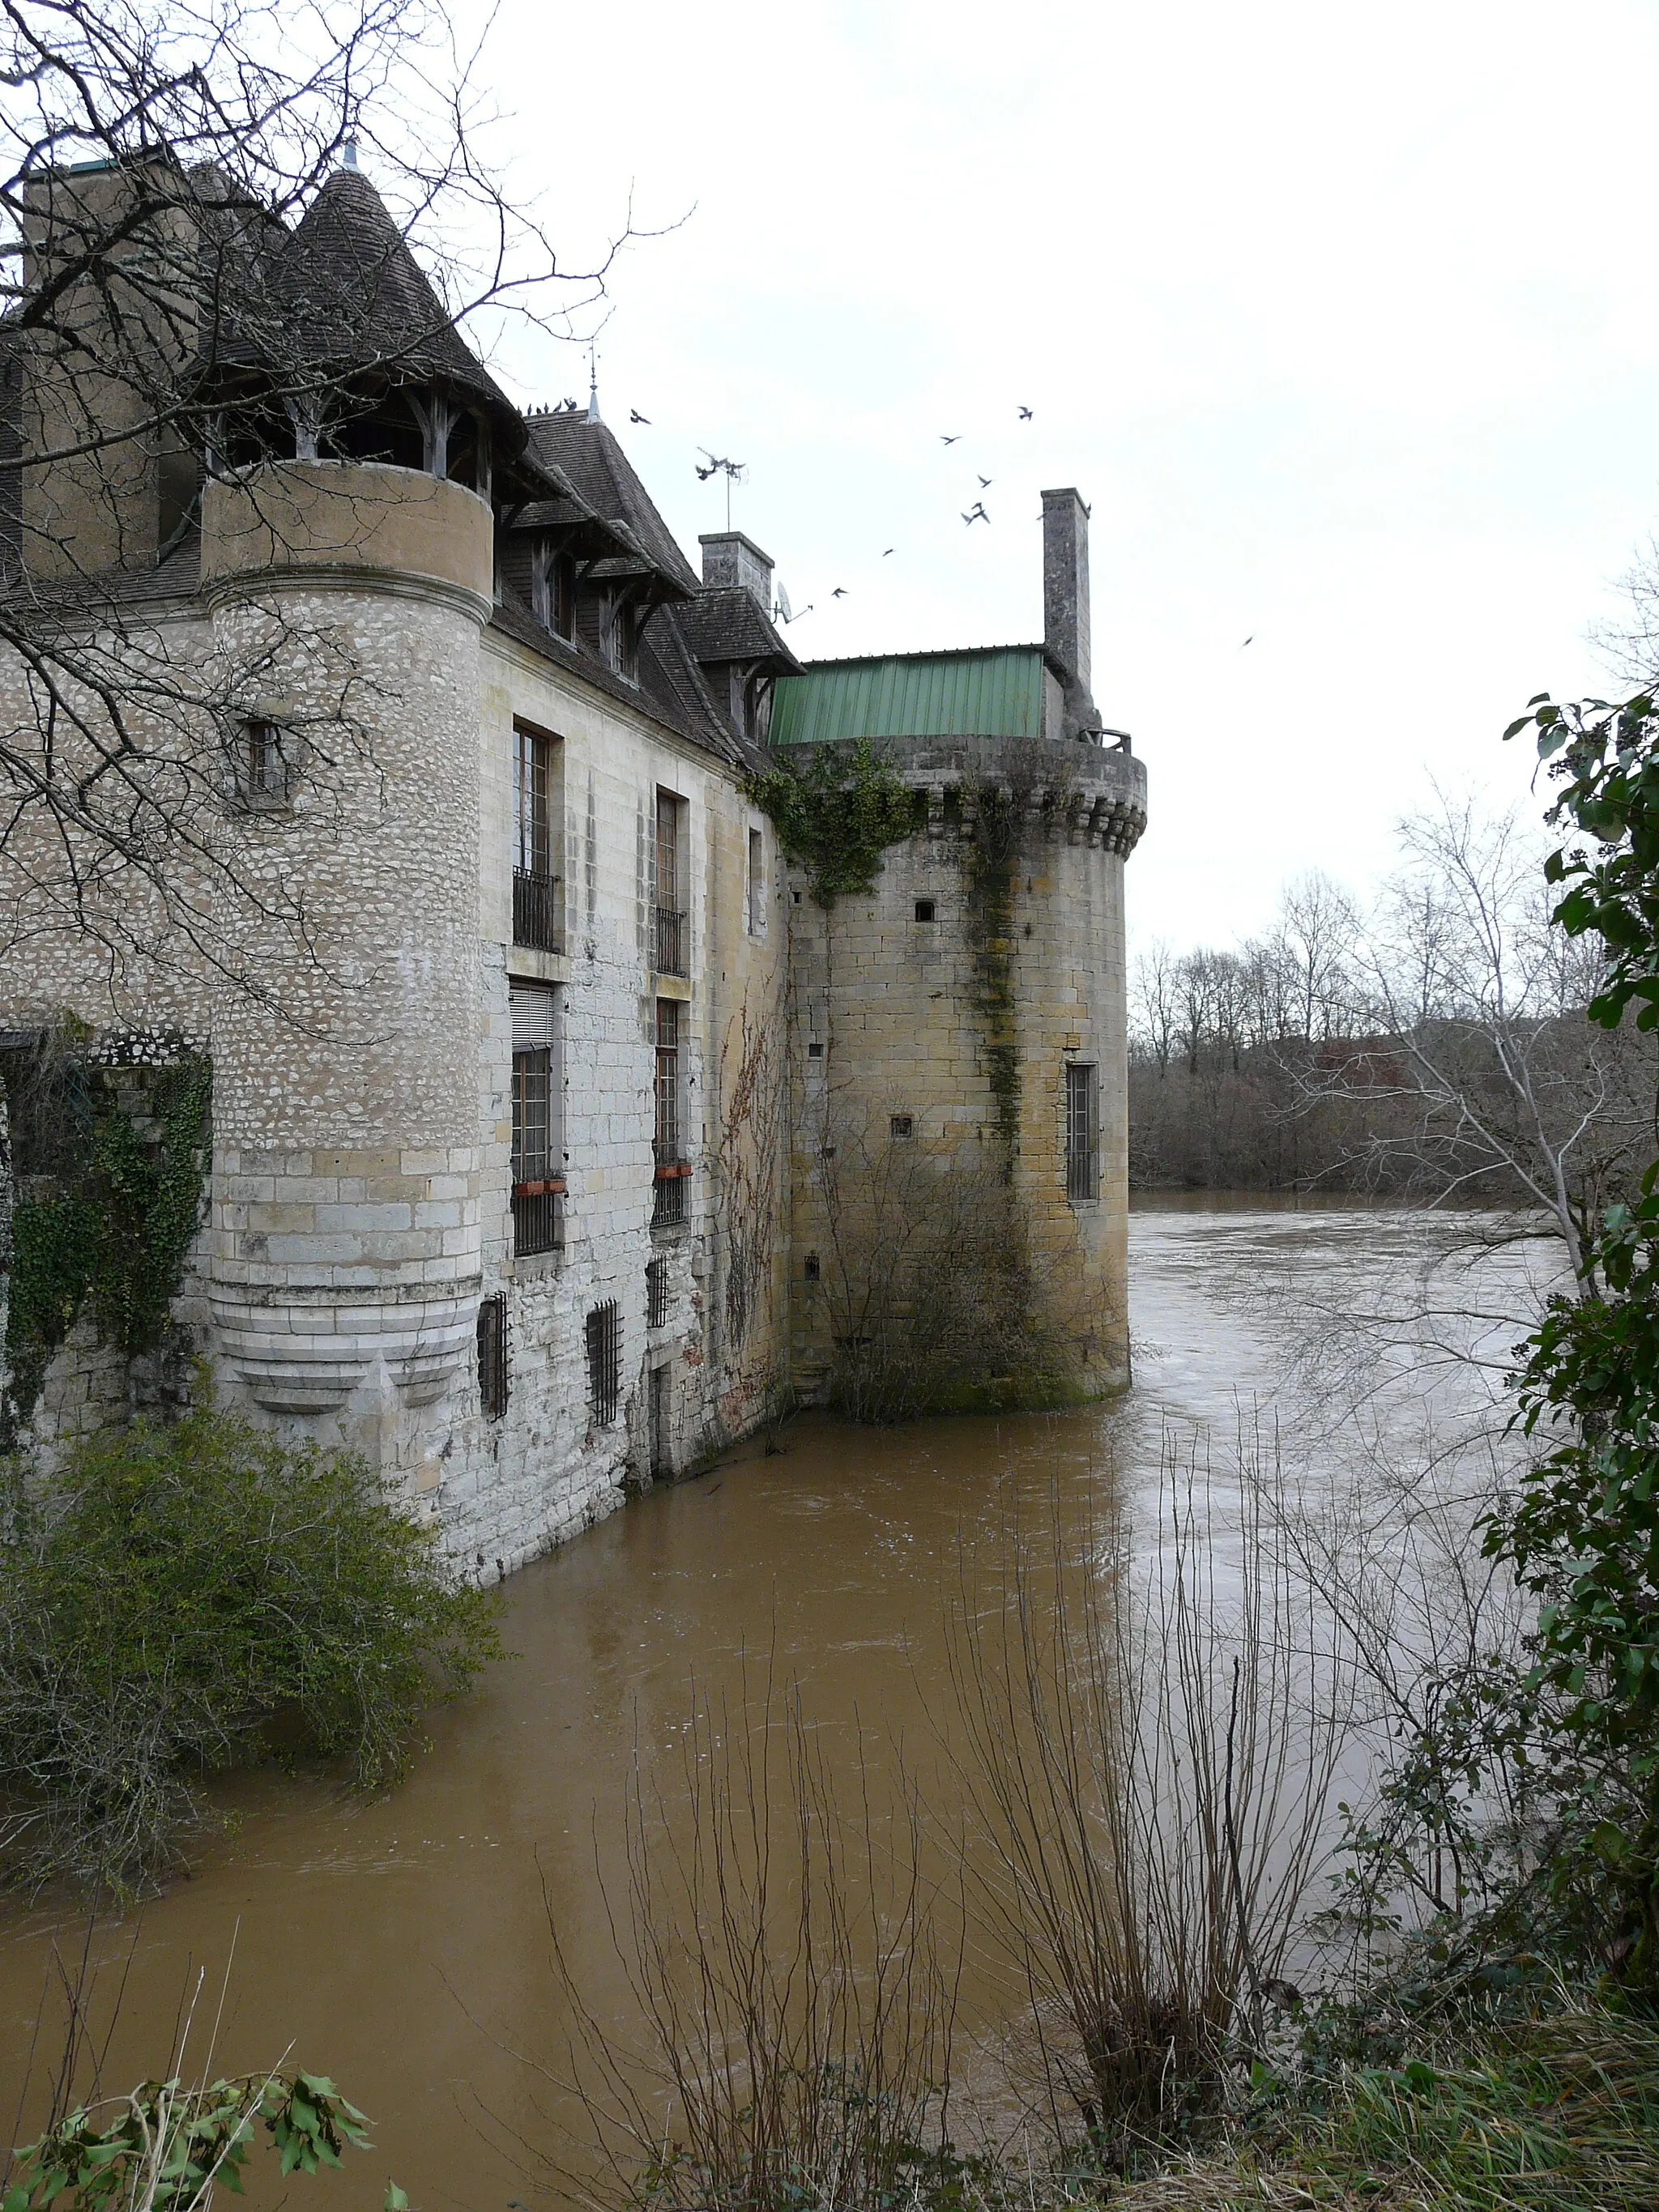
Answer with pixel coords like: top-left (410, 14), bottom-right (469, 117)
top-left (774, 580), bottom-right (792, 624)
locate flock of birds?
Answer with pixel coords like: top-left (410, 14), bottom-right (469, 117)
top-left (612, 403), bottom-right (1257, 650)
top-left (614, 403), bottom-right (1042, 623)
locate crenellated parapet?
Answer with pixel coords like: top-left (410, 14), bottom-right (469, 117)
top-left (802, 732), bottom-right (1148, 859)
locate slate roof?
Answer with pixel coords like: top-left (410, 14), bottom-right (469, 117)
top-left (523, 411), bottom-right (700, 593)
top-left (208, 168), bottom-right (526, 458)
top-left (676, 586), bottom-right (801, 674)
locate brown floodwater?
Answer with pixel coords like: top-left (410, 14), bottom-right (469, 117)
top-left (0, 1203), bottom-right (1551, 2208)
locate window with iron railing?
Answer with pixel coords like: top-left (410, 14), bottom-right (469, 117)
top-left (646, 1255), bottom-right (670, 1329)
top-left (511, 1043), bottom-right (564, 1255)
top-left (586, 1299), bottom-right (621, 1425)
top-left (1065, 1061), bottom-right (1100, 1204)
top-left (512, 723), bottom-right (561, 951)
top-left (655, 788), bottom-right (687, 975)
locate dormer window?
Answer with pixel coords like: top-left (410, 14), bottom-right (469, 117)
top-left (528, 543), bottom-right (578, 641)
top-left (552, 552), bottom-right (576, 640)
top-left (603, 592), bottom-right (641, 682)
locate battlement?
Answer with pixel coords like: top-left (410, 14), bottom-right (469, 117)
top-left (794, 731), bottom-right (1148, 858)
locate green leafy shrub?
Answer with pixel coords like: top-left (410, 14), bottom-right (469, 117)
top-left (0, 1397), bottom-right (500, 1899)
top-left (3, 2069), bottom-right (382, 2212)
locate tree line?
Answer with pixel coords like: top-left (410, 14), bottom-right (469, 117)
top-left (1129, 795), bottom-right (1657, 1251)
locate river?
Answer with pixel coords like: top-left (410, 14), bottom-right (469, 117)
top-left (0, 1200), bottom-right (1558, 2205)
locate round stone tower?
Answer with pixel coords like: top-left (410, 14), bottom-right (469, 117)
top-left (777, 489), bottom-right (1148, 1407)
top-left (198, 458), bottom-right (492, 1488)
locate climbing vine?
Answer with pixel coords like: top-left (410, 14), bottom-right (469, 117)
top-left (2, 1035), bottom-right (211, 1428)
top-left (747, 738), bottom-right (915, 909)
top-left (962, 782), bottom-right (1022, 1153)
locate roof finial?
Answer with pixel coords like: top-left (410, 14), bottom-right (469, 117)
top-left (586, 344), bottom-right (601, 424)
top-left (341, 137), bottom-right (359, 172)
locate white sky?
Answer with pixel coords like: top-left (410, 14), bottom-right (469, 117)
top-left (446, 0), bottom-right (1659, 956)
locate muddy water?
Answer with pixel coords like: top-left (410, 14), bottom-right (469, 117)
top-left (0, 1204), bottom-right (1548, 2206)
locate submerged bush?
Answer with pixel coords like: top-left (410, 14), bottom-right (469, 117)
top-left (0, 1398), bottom-right (500, 1899)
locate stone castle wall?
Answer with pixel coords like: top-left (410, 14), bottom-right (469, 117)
top-left (786, 735), bottom-right (1145, 1403)
top-left (0, 450), bottom-right (1144, 1576)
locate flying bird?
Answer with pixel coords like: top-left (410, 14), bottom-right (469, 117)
top-left (629, 407), bottom-right (650, 424)
top-left (881, 547), bottom-right (894, 556)
top-left (977, 474), bottom-right (993, 487)
top-left (962, 503), bottom-right (988, 526)
top-left (1017, 406), bottom-right (1034, 420)
top-left (832, 586), bottom-right (849, 597)
top-left (940, 433), bottom-right (961, 445)
top-left (1240, 635), bottom-right (1254, 648)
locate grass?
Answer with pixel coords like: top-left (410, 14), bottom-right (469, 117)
top-left (1091, 2000), bottom-right (1659, 2212)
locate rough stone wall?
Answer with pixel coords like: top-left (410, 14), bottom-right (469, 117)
top-left (0, 456), bottom-right (790, 1575)
top-left (421, 633), bottom-right (789, 1575)
top-left (786, 734), bottom-right (1146, 1402)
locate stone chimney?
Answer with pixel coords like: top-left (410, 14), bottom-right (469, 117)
top-left (700, 530), bottom-right (774, 612)
top-left (1041, 488), bottom-right (1097, 736)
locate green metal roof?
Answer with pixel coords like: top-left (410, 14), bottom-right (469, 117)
top-left (770, 646), bottom-right (1045, 746)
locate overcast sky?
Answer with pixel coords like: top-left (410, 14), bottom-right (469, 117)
top-left (451, 0), bottom-right (1659, 957)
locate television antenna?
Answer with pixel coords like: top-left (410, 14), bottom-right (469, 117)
top-left (696, 449), bottom-right (747, 529)
top-left (774, 579), bottom-right (792, 624)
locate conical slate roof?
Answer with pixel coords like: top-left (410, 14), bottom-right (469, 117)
top-left (206, 165), bottom-right (524, 454)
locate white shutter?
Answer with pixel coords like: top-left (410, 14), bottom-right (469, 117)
top-left (510, 984), bottom-right (557, 1050)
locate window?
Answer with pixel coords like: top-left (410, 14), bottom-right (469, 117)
top-left (743, 674), bottom-right (773, 743)
top-left (1065, 1062), bottom-right (1100, 1204)
top-left (512, 725), bottom-right (561, 950)
top-left (655, 998), bottom-right (680, 1161)
top-left (654, 997), bottom-right (688, 1228)
top-left (914, 898), bottom-right (935, 923)
top-left (603, 592), bottom-right (641, 680)
top-left (747, 826), bottom-right (766, 935)
top-left (477, 1294), bottom-right (508, 1419)
top-left (511, 987), bottom-right (562, 1255)
top-left (229, 718), bottom-right (295, 811)
top-left (646, 1255), bottom-right (669, 1329)
top-left (655, 790), bottom-right (687, 975)
top-left (804, 1252), bottom-right (821, 1281)
top-left (531, 543), bottom-right (578, 641)
top-left (585, 1299), bottom-right (621, 1425)
top-left (889, 1114), bottom-right (914, 1140)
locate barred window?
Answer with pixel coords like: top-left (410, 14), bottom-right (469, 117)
top-left (1065, 1062), bottom-right (1100, 1204)
top-left (476, 1294), bottom-right (508, 1419)
top-left (586, 1298), bottom-right (621, 1425)
top-left (747, 825), bottom-right (766, 934)
top-left (646, 1255), bottom-right (669, 1330)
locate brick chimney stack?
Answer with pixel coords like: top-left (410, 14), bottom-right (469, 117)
top-left (1041, 488), bottom-right (1096, 736)
top-left (700, 530), bottom-right (775, 612)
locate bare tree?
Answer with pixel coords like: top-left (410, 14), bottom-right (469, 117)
top-left (1324, 795), bottom-right (1653, 1285)
top-left (0, 0), bottom-right (625, 1008)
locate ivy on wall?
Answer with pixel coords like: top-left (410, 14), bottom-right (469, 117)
top-left (2, 1036), bottom-right (211, 1430)
top-left (747, 738), bottom-right (916, 909)
top-left (962, 783), bottom-right (1022, 1153)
